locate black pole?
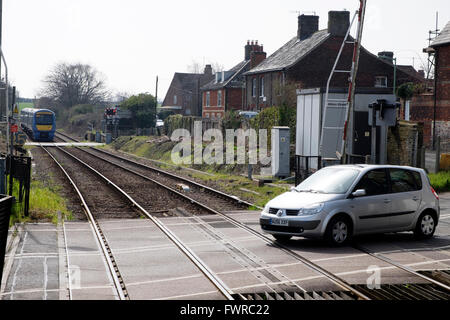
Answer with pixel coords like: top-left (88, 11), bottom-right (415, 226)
top-left (433, 51), bottom-right (438, 150)
top-left (0, 0), bottom-right (3, 119)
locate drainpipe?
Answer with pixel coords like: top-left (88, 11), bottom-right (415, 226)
top-left (432, 50), bottom-right (438, 150)
top-left (393, 58), bottom-right (397, 96)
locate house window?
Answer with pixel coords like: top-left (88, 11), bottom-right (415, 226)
top-left (259, 76), bottom-right (265, 97)
top-left (206, 92), bottom-right (210, 107)
top-left (173, 95), bottom-right (177, 105)
top-left (252, 78), bottom-right (257, 97)
top-left (205, 112), bottom-right (210, 118)
top-left (375, 76), bottom-right (388, 88)
top-left (217, 90), bottom-right (222, 107)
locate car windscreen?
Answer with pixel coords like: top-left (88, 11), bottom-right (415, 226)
top-left (295, 167), bottom-right (360, 194)
top-left (36, 113), bottom-right (54, 125)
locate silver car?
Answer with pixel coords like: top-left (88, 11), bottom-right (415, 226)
top-left (260, 165), bottom-right (440, 245)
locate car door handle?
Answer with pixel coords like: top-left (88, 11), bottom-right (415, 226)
top-left (413, 197), bottom-right (420, 201)
top-left (383, 199), bottom-right (391, 204)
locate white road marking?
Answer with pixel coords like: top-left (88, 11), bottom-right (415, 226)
top-left (10, 232), bottom-right (28, 300)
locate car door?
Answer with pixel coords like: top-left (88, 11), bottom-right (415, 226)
top-left (388, 169), bottom-right (422, 230)
top-left (350, 169), bottom-right (392, 234)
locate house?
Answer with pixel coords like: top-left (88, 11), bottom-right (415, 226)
top-left (162, 65), bottom-right (214, 117)
top-left (409, 21), bottom-right (450, 147)
top-left (243, 11), bottom-right (423, 111)
top-left (201, 42), bottom-right (266, 119)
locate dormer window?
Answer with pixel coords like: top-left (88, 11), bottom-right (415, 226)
top-left (375, 76), bottom-right (388, 88)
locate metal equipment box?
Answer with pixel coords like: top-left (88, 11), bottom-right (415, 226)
top-left (272, 127), bottom-right (290, 178)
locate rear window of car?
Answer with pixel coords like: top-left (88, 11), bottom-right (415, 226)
top-left (389, 169), bottom-right (422, 193)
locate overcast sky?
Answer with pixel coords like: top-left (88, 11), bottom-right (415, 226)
top-left (3, 0), bottom-right (450, 100)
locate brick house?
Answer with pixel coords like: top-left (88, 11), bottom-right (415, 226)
top-left (243, 11), bottom-right (423, 111)
top-left (201, 42), bottom-right (266, 119)
top-left (409, 21), bottom-right (450, 147)
top-left (162, 65), bottom-right (214, 117)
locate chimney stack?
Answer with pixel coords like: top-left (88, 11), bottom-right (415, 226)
top-left (245, 40), bottom-right (265, 62)
top-left (418, 70), bottom-right (425, 78)
top-left (204, 64), bottom-right (212, 75)
top-left (298, 14), bottom-right (319, 40)
top-left (378, 51), bottom-right (394, 64)
top-left (328, 11), bottom-right (350, 37)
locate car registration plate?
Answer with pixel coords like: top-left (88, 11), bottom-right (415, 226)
top-left (270, 218), bottom-right (289, 226)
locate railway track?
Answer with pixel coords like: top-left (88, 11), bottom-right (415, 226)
top-left (54, 131), bottom-right (258, 211)
top-left (51, 131), bottom-right (450, 300)
top-left (42, 147), bottom-right (130, 300)
top-left (44, 145), bottom-right (235, 300)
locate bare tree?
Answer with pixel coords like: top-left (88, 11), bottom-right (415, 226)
top-left (40, 62), bottom-right (110, 108)
top-left (211, 62), bottom-right (224, 74)
top-left (187, 60), bottom-right (203, 74)
top-left (114, 91), bottom-right (132, 104)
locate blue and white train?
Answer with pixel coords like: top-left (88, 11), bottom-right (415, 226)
top-left (20, 108), bottom-right (56, 142)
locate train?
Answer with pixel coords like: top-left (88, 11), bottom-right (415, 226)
top-left (20, 108), bottom-right (56, 142)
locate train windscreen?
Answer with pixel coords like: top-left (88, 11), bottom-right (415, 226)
top-left (36, 113), bottom-right (54, 125)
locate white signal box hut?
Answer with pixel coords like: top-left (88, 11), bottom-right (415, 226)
top-left (295, 88), bottom-right (396, 174)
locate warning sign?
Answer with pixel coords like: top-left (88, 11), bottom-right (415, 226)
top-left (10, 124), bottom-right (18, 133)
top-left (13, 104), bottom-right (19, 114)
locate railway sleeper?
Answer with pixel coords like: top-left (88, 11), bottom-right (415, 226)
top-left (419, 270), bottom-right (450, 287)
top-left (353, 283), bottom-right (450, 300)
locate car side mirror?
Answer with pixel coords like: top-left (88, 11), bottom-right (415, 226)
top-left (351, 189), bottom-right (367, 198)
top-left (290, 186), bottom-right (296, 192)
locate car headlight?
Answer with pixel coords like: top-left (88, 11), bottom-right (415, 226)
top-left (299, 203), bottom-right (324, 216)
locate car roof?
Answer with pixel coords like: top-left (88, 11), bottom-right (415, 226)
top-left (323, 164), bottom-right (424, 173)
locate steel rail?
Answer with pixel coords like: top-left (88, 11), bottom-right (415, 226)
top-left (354, 244), bottom-right (450, 292)
top-left (55, 131), bottom-right (450, 298)
top-left (54, 131), bottom-right (259, 210)
top-left (42, 147), bottom-right (129, 300)
top-left (59, 143), bottom-right (371, 300)
top-left (53, 146), bottom-right (235, 300)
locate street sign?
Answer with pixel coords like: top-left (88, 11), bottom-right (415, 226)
top-left (13, 104), bottom-right (19, 115)
top-left (10, 124), bottom-right (18, 133)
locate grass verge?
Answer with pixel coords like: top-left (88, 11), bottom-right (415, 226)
top-left (107, 136), bottom-right (289, 208)
top-left (429, 171), bottom-right (450, 193)
top-left (10, 179), bottom-right (73, 226)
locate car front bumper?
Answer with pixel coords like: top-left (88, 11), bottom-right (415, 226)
top-left (259, 214), bottom-right (324, 238)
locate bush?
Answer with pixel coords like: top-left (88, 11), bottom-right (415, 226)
top-left (120, 93), bottom-right (157, 128)
top-left (222, 110), bottom-right (242, 131)
top-left (250, 105), bottom-right (296, 143)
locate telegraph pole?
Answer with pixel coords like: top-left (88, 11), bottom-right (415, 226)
top-left (155, 76), bottom-right (158, 126)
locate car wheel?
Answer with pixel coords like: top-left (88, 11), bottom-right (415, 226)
top-left (414, 212), bottom-right (437, 239)
top-left (326, 216), bottom-right (352, 246)
top-left (273, 234), bottom-right (292, 242)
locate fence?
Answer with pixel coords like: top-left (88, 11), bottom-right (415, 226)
top-left (0, 195), bottom-right (14, 284)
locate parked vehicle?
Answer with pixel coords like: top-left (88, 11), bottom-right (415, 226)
top-left (260, 165), bottom-right (440, 245)
top-left (156, 119), bottom-right (164, 128)
top-left (239, 111), bottom-right (259, 119)
top-left (20, 108), bottom-right (56, 142)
